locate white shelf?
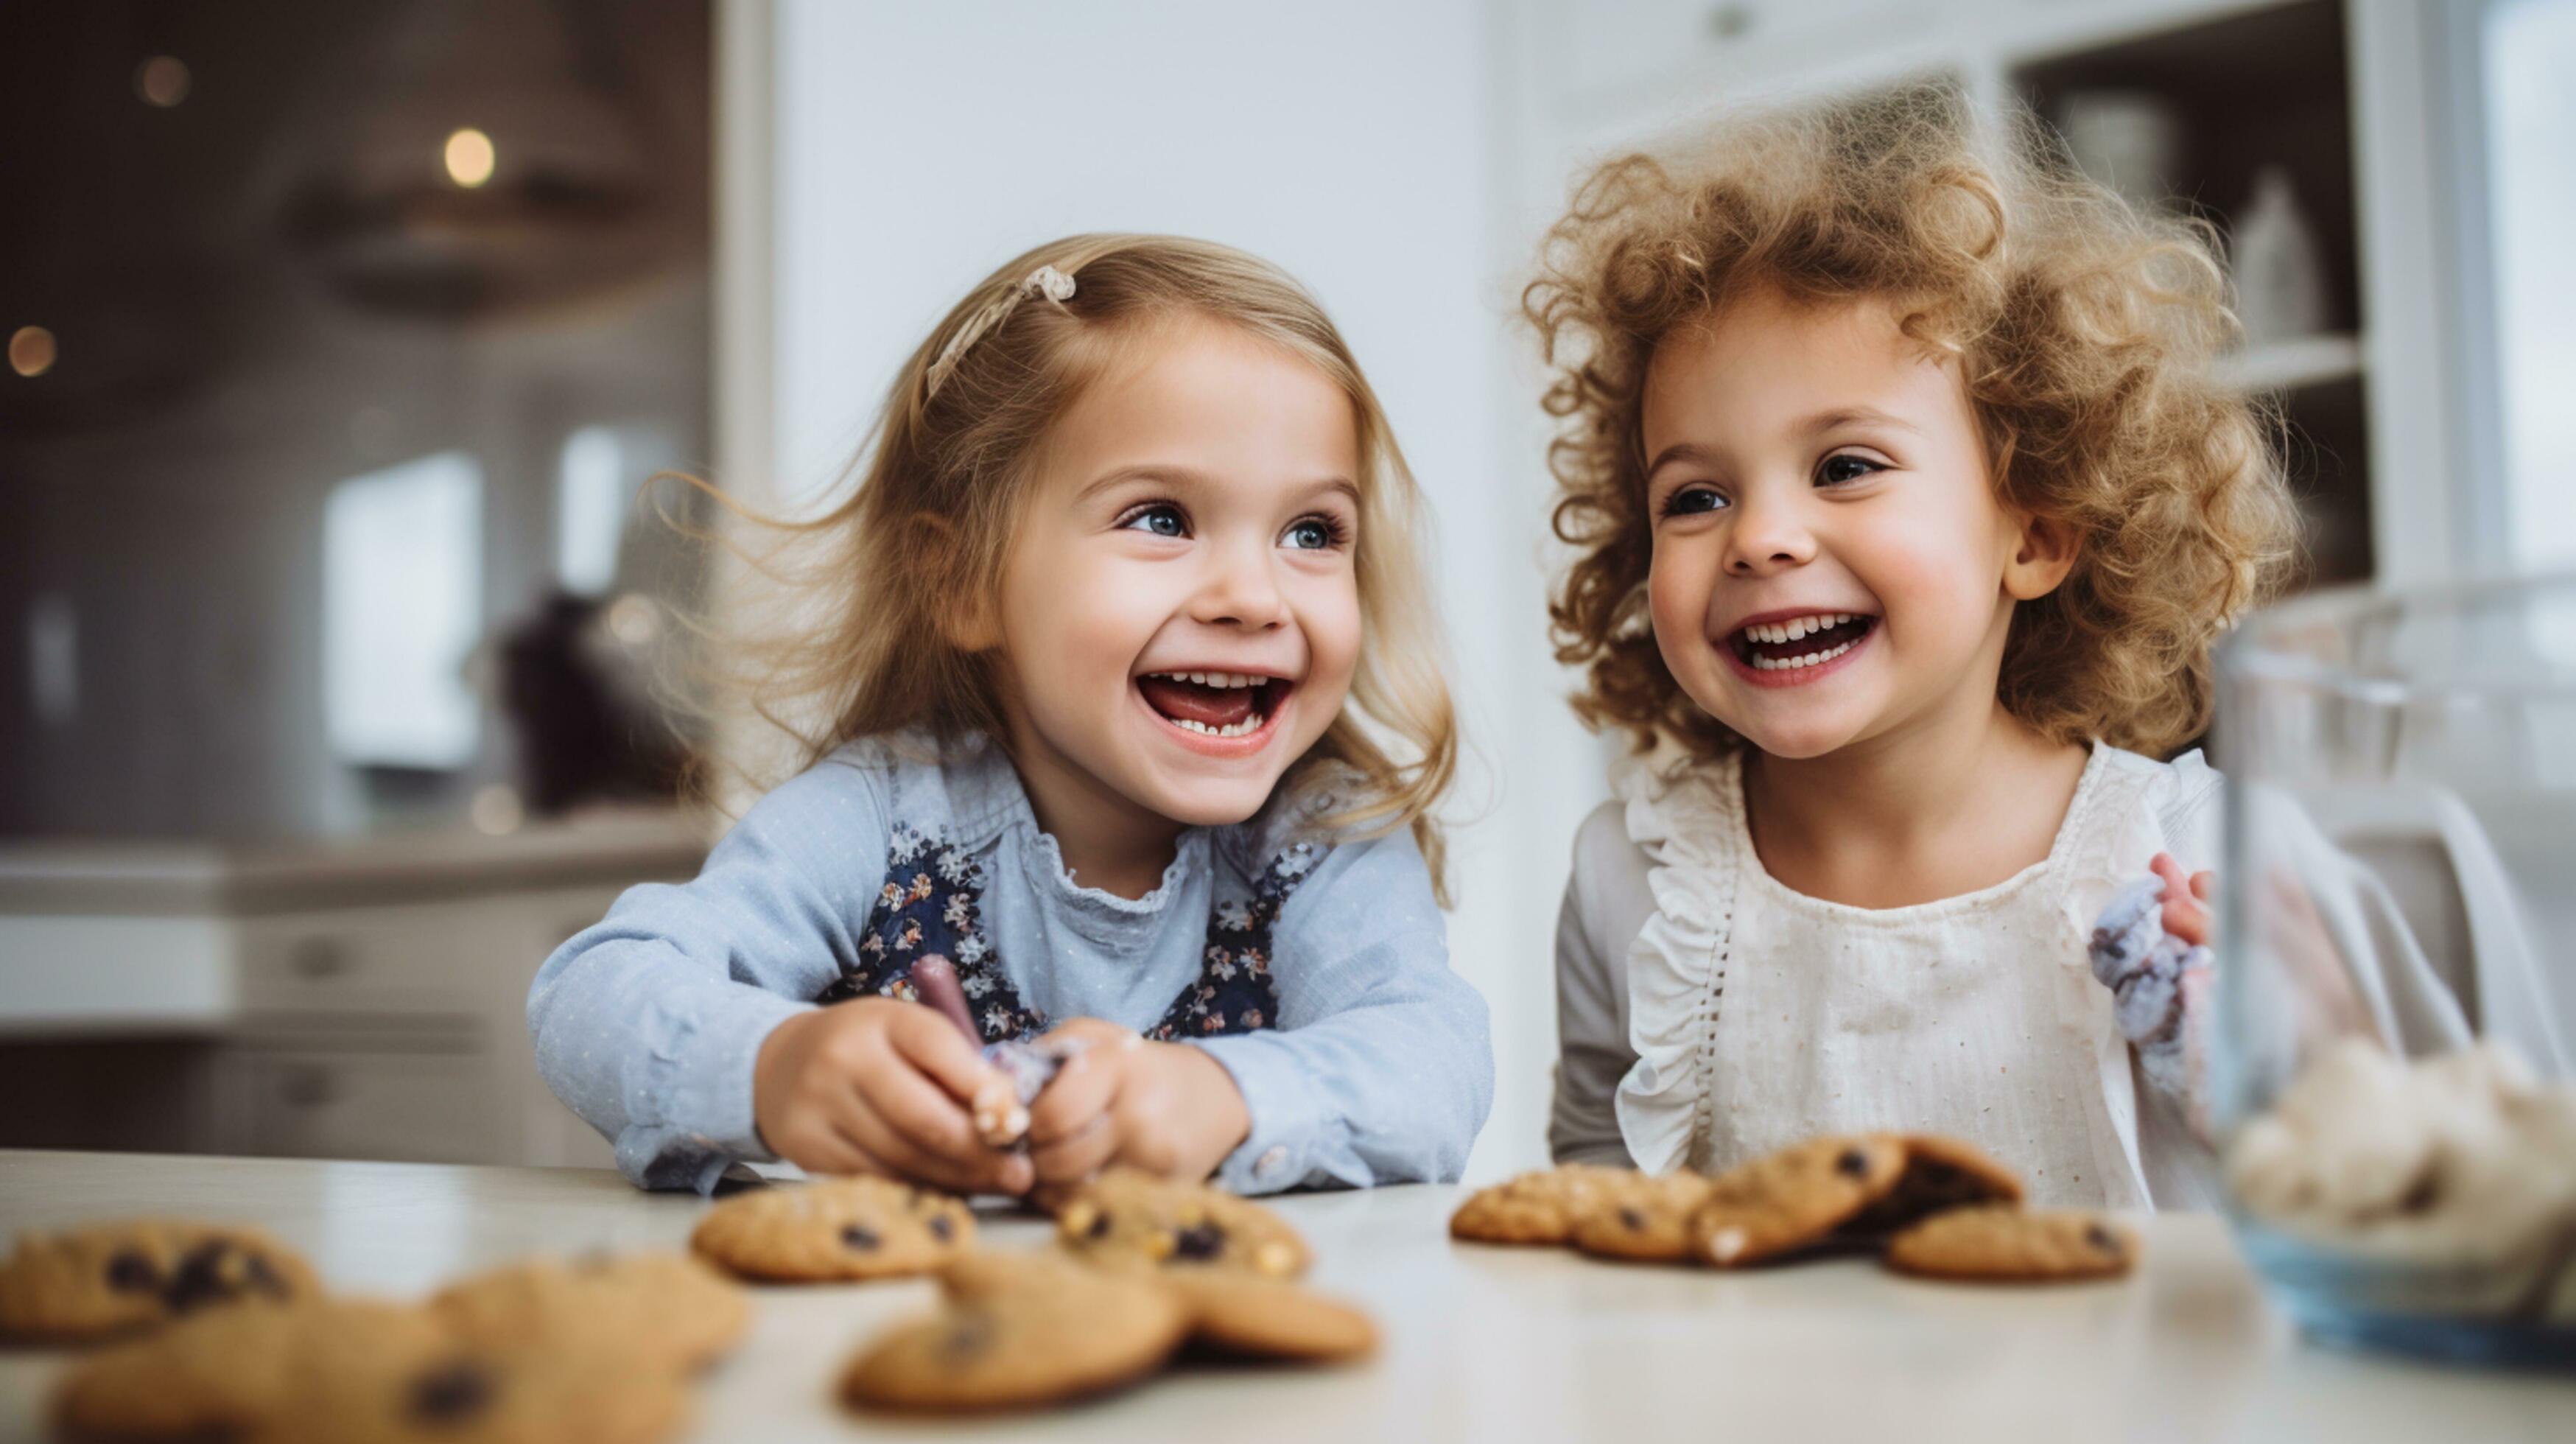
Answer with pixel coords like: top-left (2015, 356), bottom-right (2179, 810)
top-left (2219, 332), bottom-right (2365, 393)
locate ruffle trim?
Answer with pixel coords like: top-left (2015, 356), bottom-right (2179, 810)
top-left (1608, 742), bottom-right (1741, 1175)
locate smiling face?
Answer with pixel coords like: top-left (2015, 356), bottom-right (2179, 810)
top-left (985, 315), bottom-right (1364, 833)
top-left (1640, 287), bottom-right (2072, 760)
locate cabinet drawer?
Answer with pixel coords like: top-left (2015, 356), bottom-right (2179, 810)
top-left (231, 1045), bottom-right (497, 1165)
top-left (239, 905), bottom-right (505, 1016)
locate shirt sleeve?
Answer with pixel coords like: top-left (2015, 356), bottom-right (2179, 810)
top-left (1551, 801), bottom-right (1646, 1168)
top-left (525, 757), bottom-right (891, 1193)
top-left (1186, 827), bottom-right (1493, 1194)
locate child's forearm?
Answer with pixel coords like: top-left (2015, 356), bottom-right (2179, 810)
top-left (530, 914), bottom-right (815, 1191)
top-left (1187, 929), bottom-right (1494, 1194)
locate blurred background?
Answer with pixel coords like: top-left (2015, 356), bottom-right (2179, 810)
top-left (0, 0), bottom-right (2568, 1182)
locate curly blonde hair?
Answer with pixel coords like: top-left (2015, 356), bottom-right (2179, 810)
top-left (689, 234), bottom-right (1457, 892)
top-left (1526, 84), bottom-right (2300, 760)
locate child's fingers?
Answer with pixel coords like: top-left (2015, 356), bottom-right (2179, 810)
top-left (2149, 852), bottom-right (2192, 897)
top-left (2189, 869), bottom-right (2214, 902)
top-left (1029, 1112), bottom-right (1119, 1186)
top-left (852, 1045), bottom-right (1003, 1168)
top-left (1024, 1049), bottom-right (1120, 1146)
top-left (836, 1090), bottom-right (1024, 1195)
top-left (885, 1003), bottom-right (1010, 1104)
top-left (769, 1115), bottom-right (877, 1179)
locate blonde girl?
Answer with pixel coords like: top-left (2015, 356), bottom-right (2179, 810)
top-left (532, 235), bottom-right (1490, 1196)
top-left (1533, 87), bottom-right (2298, 1207)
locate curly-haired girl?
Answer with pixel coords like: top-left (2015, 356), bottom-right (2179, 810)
top-left (530, 235), bottom-right (1489, 1196)
top-left (1534, 85), bottom-right (2298, 1206)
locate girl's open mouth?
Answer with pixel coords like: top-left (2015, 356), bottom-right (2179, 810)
top-left (1726, 612), bottom-right (1878, 683)
top-left (1135, 670), bottom-right (1291, 741)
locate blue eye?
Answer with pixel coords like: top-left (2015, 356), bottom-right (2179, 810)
top-left (1661, 486), bottom-right (1726, 518)
top-left (1120, 503), bottom-right (1187, 538)
top-left (1283, 516), bottom-right (1346, 551)
top-left (1817, 454), bottom-right (1884, 486)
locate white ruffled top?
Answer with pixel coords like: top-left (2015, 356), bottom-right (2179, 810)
top-left (1548, 741), bottom-right (2222, 1209)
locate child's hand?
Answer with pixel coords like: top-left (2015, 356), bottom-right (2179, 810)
top-left (2088, 852), bottom-right (2219, 1134)
top-left (752, 1000), bottom-right (1035, 1195)
top-left (1021, 1019), bottom-right (1251, 1193)
top-left (2150, 852), bottom-right (2215, 946)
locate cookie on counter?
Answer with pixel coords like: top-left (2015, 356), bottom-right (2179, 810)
top-left (1160, 1271), bottom-right (1379, 1362)
top-left (1569, 1171), bottom-right (1720, 1263)
top-left (1690, 1135), bottom-right (1909, 1267)
top-left (0, 1219), bottom-right (317, 1344)
top-left (1450, 1165), bottom-right (1633, 1246)
top-left (841, 1252), bottom-right (1191, 1414)
top-left (690, 1177), bottom-right (974, 1282)
top-left (1884, 1206), bottom-right (2139, 1283)
top-left (1835, 1134), bottom-right (2026, 1238)
top-left (432, 1252), bottom-right (749, 1372)
top-left (1053, 1169), bottom-right (1309, 1278)
top-left (53, 1295), bottom-right (688, 1444)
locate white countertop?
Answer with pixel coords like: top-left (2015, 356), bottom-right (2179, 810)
top-left (3, 1150), bottom-right (2570, 1443)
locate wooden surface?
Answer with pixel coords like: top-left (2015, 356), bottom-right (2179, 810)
top-left (3, 1149), bottom-right (2571, 1442)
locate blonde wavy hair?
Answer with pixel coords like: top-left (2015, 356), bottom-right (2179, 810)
top-left (1527, 84), bottom-right (2300, 760)
top-left (691, 234), bottom-right (1456, 893)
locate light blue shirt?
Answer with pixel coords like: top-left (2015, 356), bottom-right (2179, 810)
top-left (527, 734), bottom-right (1492, 1195)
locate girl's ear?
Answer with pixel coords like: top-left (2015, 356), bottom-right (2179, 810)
top-left (2003, 511), bottom-right (2080, 602)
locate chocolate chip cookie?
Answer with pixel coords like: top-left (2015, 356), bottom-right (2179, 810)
top-left (1569, 1171), bottom-right (1722, 1262)
top-left (0, 1219), bottom-right (317, 1344)
top-left (1053, 1170), bottom-right (1309, 1278)
top-left (1835, 1134), bottom-right (2026, 1238)
top-left (690, 1177), bottom-right (974, 1282)
top-left (54, 1296), bottom-right (688, 1444)
top-left (1160, 1271), bottom-right (1378, 1362)
top-left (432, 1252), bottom-right (749, 1372)
top-left (1449, 1165), bottom-right (1632, 1245)
top-left (1690, 1135), bottom-right (1909, 1266)
top-left (840, 1252), bottom-right (1191, 1414)
top-left (1884, 1206), bottom-right (2140, 1282)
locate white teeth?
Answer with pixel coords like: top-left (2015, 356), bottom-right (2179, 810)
top-left (1171, 715), bottom-right (1263, 737)
top-left (1740, 613), bottom-right (1866, 645)
top-left (1749, 637), bottom-right (1859, 671)
top-left (1148, 671), bottom-right (1267, 690)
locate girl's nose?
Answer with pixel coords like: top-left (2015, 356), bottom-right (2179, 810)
top-left (1193, 536), bottom-right (1291, 631)
top-left (1723, 490), bottom-right (1819, 578)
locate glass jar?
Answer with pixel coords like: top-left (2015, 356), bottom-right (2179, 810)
top-left (2214, 574), bottom-right (2576, 1367)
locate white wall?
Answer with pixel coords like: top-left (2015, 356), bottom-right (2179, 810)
top-left (759, 0), bottom-right (1590, 1182)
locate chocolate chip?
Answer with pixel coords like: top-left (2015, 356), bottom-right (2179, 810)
top-left (927, 1215), bottom-right (954, 1242)
top-left (1171, 1222), bottom-right (1226, 1260)
top-left (242, 1252), bottom-right (289, 1299)
top-left (162, 1241), bottom-right (238, 1312)
top-left (105, 1250), bottom-right (159, 1293)
top-left (2084, 1224), bottom-right (2121, 1256)
top-left (1618, 1207), bottom-right (1646, 1231)
top-left (840, 1224), bottom-right (881, 1251)
top-left (2399, 1175), bottom-right (2440, 1216)
top-left (940, 1311), bottom-right (994, 1363)
top-left (1835, 1149), bottom-right (1870, 1179)
top-left (1087, 1210), bottom-right (1113, 1239)
top-left (407, 1360), bottom-right (494, 1423)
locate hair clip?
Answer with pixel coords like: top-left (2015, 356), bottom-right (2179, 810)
top-left (923, 264), bottom-right (1080, 402)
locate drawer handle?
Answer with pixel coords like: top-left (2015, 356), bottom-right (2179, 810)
top-left (289, 939), bottom-right (351, 980)
top-left (278, 1066), bottom-right (341, 1108)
